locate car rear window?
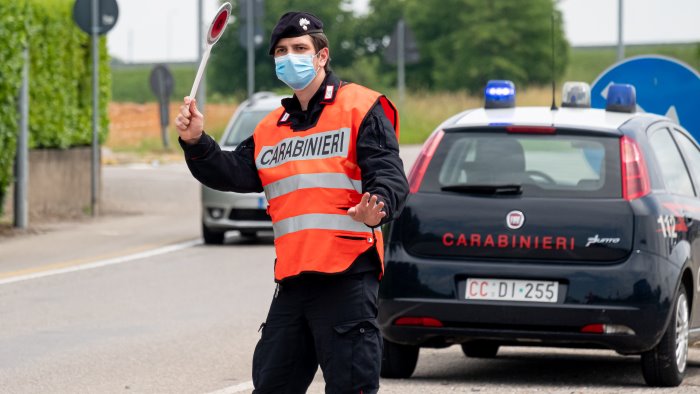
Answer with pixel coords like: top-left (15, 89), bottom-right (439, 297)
top-left (420, 129), bottom-right (622, 198)
top-left (223, 110), bottom-right (271, 147)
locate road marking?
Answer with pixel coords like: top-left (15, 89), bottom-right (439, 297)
top-left (0, 239), bottom-right (202, 286)
top-left (206, 381), bottom-right (255, 394)
top-left (0, 242), bottom-right (163, 279)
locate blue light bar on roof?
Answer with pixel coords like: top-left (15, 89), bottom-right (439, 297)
top-left (562, 82), bottom-right (591, 108)
top-left (484, 80), bottom-right (515, 109)
top-left (606, 83), bottom-right (636, 113)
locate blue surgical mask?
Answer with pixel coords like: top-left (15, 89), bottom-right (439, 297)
top-left (275, 52), bottom-right (320, 91)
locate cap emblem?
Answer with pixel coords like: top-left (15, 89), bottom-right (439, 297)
top-left (299, 18), bottom-right (310, 31)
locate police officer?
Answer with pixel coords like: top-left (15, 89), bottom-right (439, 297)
top-left (175, 11), bottom-right (408, 394)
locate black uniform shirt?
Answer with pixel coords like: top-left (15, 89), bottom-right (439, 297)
top-left (180, 72), bottom-right (409, 277)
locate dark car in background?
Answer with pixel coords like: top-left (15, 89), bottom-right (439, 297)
top-left (201, 92), bottom-right (286, 244)
top-left (379, 81), bottom-right (700, 387)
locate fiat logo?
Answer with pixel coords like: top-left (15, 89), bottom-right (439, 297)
top-left (506, 210), bottom-right (525, 229)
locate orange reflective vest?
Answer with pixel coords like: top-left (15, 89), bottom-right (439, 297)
top-left (253, 82), bottom-right (399, 281)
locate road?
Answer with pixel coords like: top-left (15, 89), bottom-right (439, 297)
top-left (2, 146), bottom-right (700, 393)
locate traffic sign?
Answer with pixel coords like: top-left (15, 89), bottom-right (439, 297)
top-left (591, 56), bottom-right (700, 139)
top-left (73, 0), bottom-right (119, 35)
top-left (150, 65), bottom-right (174, 126)
top-left (239, 0), bottom-right (265, 49)
top-left (384, 20), bottom-right (420, 66)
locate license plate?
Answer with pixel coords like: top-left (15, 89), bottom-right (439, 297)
top-left (465, 278), bottom-right (558, 303)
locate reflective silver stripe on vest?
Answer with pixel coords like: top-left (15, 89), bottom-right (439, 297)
top-left (273, 213), bottom-right (381, 238)
top-left (264, 173), bottom-right (362, 200)
top-left (256, 128), bottom-right (351, 169)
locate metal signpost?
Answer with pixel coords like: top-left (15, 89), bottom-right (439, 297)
top-left (14, 48), bottom-right (29, 229)
top-left (591, 55), bottom-right (700, 140)
top-left (73, 0), bottom-right (119, 217)
top-left (384, 19), bottom-right (420, 107)
top-left (150, 65), bottom-right (175, 149)
top-left (239, 0), bottom-right (264, 99)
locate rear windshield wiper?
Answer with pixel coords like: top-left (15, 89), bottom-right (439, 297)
top-left (440, 184), bottom-right (522, 195)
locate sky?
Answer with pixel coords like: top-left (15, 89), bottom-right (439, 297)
top-left (107, 0), bottom-right (700, 64)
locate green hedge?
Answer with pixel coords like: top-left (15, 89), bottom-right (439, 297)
top-left (0, 0), bottom-right (110, 212)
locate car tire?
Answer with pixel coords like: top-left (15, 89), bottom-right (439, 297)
top-left (641, 286), bottom-right (689, 387)
top-left (461, 341), bottom-right (499, 358)
top-left (202, 222), bottom-right (225, 245)
top-left (380, 338), bottom-right (419, 379)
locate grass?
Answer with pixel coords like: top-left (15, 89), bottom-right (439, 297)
top-left (565, 43), bottom-right (699, 84)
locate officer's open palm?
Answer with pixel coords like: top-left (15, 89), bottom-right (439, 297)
top-left (347, 192), bottom-right (386, 227)
top-left (175, 97), bottom-right (204, 144)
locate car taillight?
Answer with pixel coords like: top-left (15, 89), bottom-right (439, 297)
top-left (407, 130), bottom-right (445, 193)
top-left (394, 317), bottom-right (444, 327)
top-left (620, 135), bottom-right (650, 201)
top-left (581, 323), bottom-right (635, 335)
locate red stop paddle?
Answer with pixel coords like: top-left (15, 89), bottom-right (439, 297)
top-left (189, 2), bottom-right (232, 99)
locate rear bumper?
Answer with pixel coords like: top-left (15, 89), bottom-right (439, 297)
top-left (378, 246), bottom-right (681, 354)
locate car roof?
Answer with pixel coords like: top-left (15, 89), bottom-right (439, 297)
top-left (239, 92), bottom-right (286, 111)
top-left (444, 107), bottom-right (669, 133)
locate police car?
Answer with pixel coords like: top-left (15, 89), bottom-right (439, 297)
top-left (379, 80), bottom-right (700, 387)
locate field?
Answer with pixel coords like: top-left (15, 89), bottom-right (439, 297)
top-left (111, 63), bottom-right (199, 104)
top-left (106, 102), bottom-right (235, 163)
top-left (107, 43), bottom-right (699, 154)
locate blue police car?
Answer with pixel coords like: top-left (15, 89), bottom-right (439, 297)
top-left (379, 81), bottom-right (700, 387)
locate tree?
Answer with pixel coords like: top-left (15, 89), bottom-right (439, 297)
top-left (361, 0), bottom-right (569, 93)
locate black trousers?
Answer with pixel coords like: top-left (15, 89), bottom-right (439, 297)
top-left (252, 271), bottom-right (382, 394)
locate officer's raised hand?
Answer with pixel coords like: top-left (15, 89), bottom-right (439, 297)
top-left (175, 96), bottom-right (204, 144)
top-left (348, 192), bottom-right (386, 227)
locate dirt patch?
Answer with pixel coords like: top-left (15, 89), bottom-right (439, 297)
top-left (107, 102), bottom-right (237, 147)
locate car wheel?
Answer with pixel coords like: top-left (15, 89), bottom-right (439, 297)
top-left (380, 338), bottom-right (419, 379)
top-left (202, 222), bottom-right (225, 245)
top-left (641, 286), bottom-right (689, 387)
top-left (461, 341), bottom-right (499, 358)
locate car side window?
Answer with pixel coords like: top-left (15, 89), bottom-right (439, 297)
top-left (648, 127), bottom-right (695, 197)
top-left (673, 129), bottom-right (700, 188)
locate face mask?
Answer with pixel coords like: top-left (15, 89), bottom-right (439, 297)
top-left (275, 52), bottom-right (321, 91)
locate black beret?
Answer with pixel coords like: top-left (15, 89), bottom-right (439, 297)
top-left (268, 12), bottom-right (324, 55)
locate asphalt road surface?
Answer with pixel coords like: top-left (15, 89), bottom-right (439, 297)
top-left (2, 146), bottom-right (700, 393)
